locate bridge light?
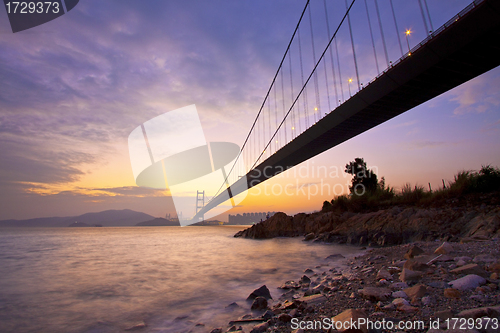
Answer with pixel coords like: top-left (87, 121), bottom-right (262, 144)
top-left (406, 29), bottom-right (411, 35)
top-left (314, 107), bottom-right (318, 111)
top-left (292, 126), bottom-right (295, 130)
top-left (405, 29), bottom-right (412, 55)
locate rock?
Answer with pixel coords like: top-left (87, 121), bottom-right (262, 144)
top-left (304, 233), bottom-right (315, 241)
top-left (297, 294), bottom-right (327, 306)
top-left (421, 296), bottom-right (432, 305)
top-left (399, 268), bottom-right (422, 282)
top-left (358, 287), bottom-right (391, 302)
top-left (210, 329), bottom-right (223, 333)
top-left (124, 321), bottom-right (147, 331)
top-left (456, 259), bottom-right (467, 266)
top-left (473, 254), bottom-right (496, 263)
top-left (262, 310), bottom-right (274, 320)
top-left (449, 274), bottom-right (486, 291)
top-left (397, 304), bottom-right (418, 313)
top-left (247, 285), bottom-right (272, 300)
top-left (304, 268), bottom-right (314, 274)
top-left (444, 288), bottom-right (461, 299)
top-left (277, 313), bottom-right (292, 322)
top-left (279, 280), bottom-right (300, 289)
top-left (326, 254), bottom-right (345, 260)
top-left (404, 245), bottom-right (425, 259)
top-left (450, 264), bottom-right (489, 277)
top-left (250, 297), bottom-right (268, 311)
top-left (392, 291), bottom-right (408, 298)
top-left (332, 309), bottom-right (368, 333)
top-left (435, 309), bottom-right (454, 320)
top-left (491, 272), bottom-right (499, 280)
top-left (404, 259), bottom-right (430, 271)
top-left (403, 284), bottom-right (427, 299)
top-left (299, 275), bottom-right (311, 284)
top-left (226, 302), bottom-right (240, 309)
top-left (434, 242), bottom-right (454, 254)
top-left (487, 260), bottom-right (500, 274)
top-left (226, 326), bottom-right (242, 332)
top-left (376, 268), bottom-right (392, 280)
top-left (392, 298), bottom-right (410, 307)
top-left (457, 306), bottom-right (500, 319)
top-left (390, 282), bottom-right (409, 290)
top-left (250, 322), bottom-right (269, 333)
top-left (427, 281), bottom-right (450, 289)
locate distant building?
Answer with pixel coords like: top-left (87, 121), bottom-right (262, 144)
top-left (227, 212), bottom-right (276, 225)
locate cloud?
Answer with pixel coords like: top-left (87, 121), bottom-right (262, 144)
top-left (449, 72), bottom-right (500, 115)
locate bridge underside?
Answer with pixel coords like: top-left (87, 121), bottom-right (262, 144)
top-left (194, 0), bottom-right (500, 221)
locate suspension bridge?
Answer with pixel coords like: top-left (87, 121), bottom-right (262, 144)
top-left (192, 0), bottom-right (500, 222)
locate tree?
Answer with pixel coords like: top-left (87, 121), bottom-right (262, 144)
top-left (345, 157), bottom-right (378, 195)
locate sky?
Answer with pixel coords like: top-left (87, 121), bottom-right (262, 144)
top-left (0, 0), bottom-right (499, 221)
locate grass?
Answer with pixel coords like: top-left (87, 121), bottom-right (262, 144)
top-left (321, 165), bottom-right (500, 213)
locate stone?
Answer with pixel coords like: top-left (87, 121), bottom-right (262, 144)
top-left (450, 264), bottom-right (488, 277)
top-left (304, 268), bottom-right (314, 274)
top-left (297, 294), bottom-right (327, 306)
top-left (404, 284), bottom-right (427, 299)
top-left (421, 296), bottom-right (432, 305)
top-left (326, 254), bottom-right (345, 260)
top-left (210, 329), bottom-right (223, 333)
top-left (299, 275), bottom-right (311, 284)
top-left (376, 268), bottom-right (392, 280)
top-left (278, 313), bottom-right (292, 322)
top-left (279, 280), bottom-right (301, 289)
top-left (434, 242), bottom-right (454, 254)
top-left (392, 291), bottom-right (408, 298)
top-left (404, 245), bottom-right (425, 259)
top-left (251, 297), bottom-right (268, 311)
top-left (404, 259), bottom-right (430, 271)
top-left (457, 306), bottom-right (500, 319)
top-left (250, 322), bottom-right (269, 333)
top-left (491, 272), bottom-right (499, 280)
top-left (399, 268), bottom-right (422, 282)
top-left (392, 298), bottom-right (410, 307)
top-left (358, 287), bottom-right (391, 302)
top-left (226, 302), bottom-right (240, 309)
top-left (390, 282), bottom-right (408, 290)
top-left (427, 281), bottom-right (450, 289)
top-left (262, 310), bottom-right (274, 320)
top-left (332, 309), bottom-right (368, 333)
top-left (448, 274), bottom-right (486, 291)
top-left (397, 304), bottom-right (418, 313)
top-left (124, 321), bottom-right (147, 331)
top-left (473, 254), bottom-right (496, 263)
top-left (435, 309), bottom-right (453, 320)
top-left (456, 259), bottom-right (466, 267)
top-left (226, 326), bottom-right (242, 332)
top-left (247, 285), bottom-right (272, 300)
top-left (304, 233), bottom-right (315, 241)
top-left (443, 288), bottom-right (461, 299)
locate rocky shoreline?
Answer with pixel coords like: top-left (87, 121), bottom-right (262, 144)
top-left (234, 202), bottom-right (500, 246)
top-left (207, 238), bottom-right (500, 333)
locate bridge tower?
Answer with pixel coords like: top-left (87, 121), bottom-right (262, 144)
top-left (196, 190), bottom-right (205, 222)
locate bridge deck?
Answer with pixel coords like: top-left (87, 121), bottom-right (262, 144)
top-left (194, 0), bottom-right (500, 221)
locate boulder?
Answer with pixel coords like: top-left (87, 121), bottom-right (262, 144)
top-left (279, 280), bottom-right (300, 289)
top-left (458, 306), bottom-right (500, 319)
top-left (403, 259), bottom-right (429, 272)
top-left (251, 296), bottom-right (268, 311)
top-left (449, 274), bottom-right (486, 291)
top-left (247, 285), bottom-right (272, 300)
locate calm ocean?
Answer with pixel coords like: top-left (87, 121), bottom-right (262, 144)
top-left (0, 226), bottom-right (361, 332)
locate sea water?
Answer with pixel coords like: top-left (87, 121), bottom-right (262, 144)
top-left (0, 226), bottom-right (361, 332)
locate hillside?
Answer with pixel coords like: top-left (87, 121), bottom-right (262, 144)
top-left (0, 209), bottom-right (155, 227)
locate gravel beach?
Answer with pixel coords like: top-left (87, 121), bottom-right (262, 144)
top-left (209, 237), bottom-right (500, 333)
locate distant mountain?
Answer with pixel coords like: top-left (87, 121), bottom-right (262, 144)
top-left (0, 209), bottom-right (156, 227)
top-left (136, 218), bottom-right (180, 226)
